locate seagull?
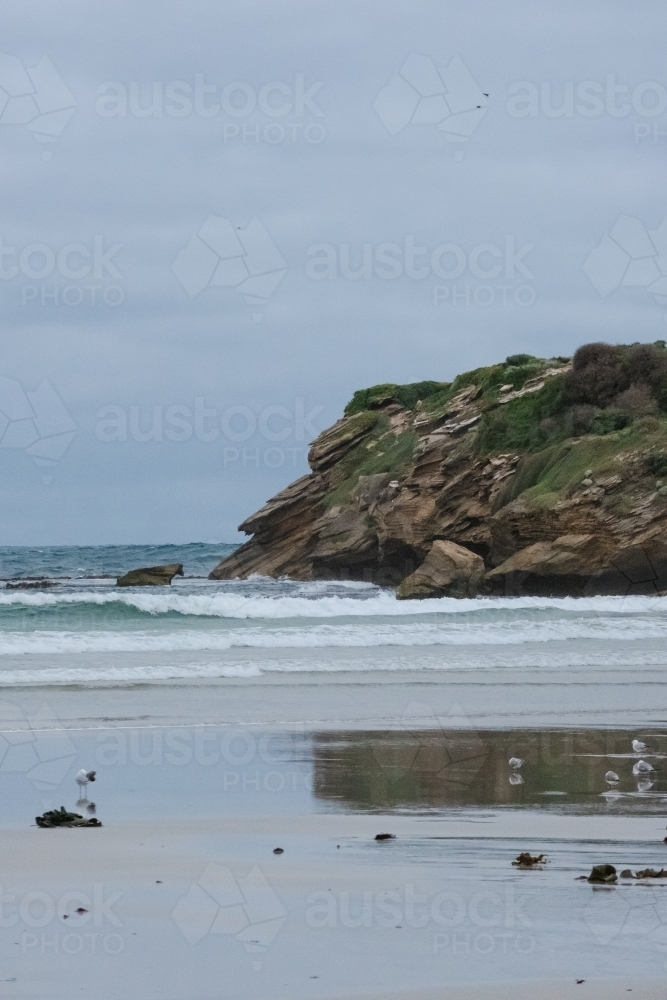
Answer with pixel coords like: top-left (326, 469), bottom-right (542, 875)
top-left (509, 757), bottom-right (523, 769)
top-left (632, 739), bottom-right (650, 754)
top-left (632, 760), bottom-right (654, 775)
top-left (75, 769), bottom-right (96, 794)
top-left (605, 770), bottom-right (619, 784)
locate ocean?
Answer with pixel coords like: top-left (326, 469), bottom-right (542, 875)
top-left (2, 543), bottom-right (667, 693)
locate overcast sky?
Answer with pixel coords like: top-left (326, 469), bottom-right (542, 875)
top-left (1, 0), bottom-right (665, 545)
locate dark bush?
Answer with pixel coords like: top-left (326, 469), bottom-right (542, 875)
top-left (563, 342), bottom-right (628, 408)
top-left (571, 342), bottom-right (618, 370)
top-left (505, 353), bottom-right (536, 366)
top-left (614, 383), bottom-right (658, 416)
top-left (622, 344), bottom-right (667, 394)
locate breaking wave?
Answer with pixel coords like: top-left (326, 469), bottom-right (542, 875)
top-left (1, 588), bottom-right (667, 620)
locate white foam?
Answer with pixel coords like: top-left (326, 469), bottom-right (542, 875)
top-left (0, 646), bottom-right (665, 686)
top-left (1, 614), bottom-right (667, 655)
top-left (1, 588), bottom-right (667, 619)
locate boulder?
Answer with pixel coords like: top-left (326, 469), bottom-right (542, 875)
top-left (587, 864), bottom-right (617, 884)
top-left (396, 540), bottom-right (485, 599)
top-left (116, 564), bottom-right (184, 587)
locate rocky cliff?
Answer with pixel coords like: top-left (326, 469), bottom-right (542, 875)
top-left (210, 342), bottom-right (667, 597)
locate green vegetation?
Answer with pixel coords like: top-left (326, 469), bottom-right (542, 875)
top-left (644, 451), bottom-right (667, 478)
top-left (475, 374), bottom-right (566, 453)
top-left (505, 353), bottom-right (537, 366)
top-left (344, 380), bottom-right (448, 416)
top-left (475, 340), bottom-right (667, 456)
top-left (335, 341), bottom-right (667, 513)
top-left (325, 414), bottom-right (417, 508)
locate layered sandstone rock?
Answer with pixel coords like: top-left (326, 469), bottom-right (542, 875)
top-left (116, 564), bottom-right (184, 587)
top-left (209, 353), bottom-right (667, 598)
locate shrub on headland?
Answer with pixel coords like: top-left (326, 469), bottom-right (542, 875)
top-left (478, 341), bottom-right (667, 454)
top-left (344, 341), bottom-right (667, 459)
top-left (563, 341), bottom-right (667, 411)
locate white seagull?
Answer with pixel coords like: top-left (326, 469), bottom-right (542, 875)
top-left (632, 739), bottom-right (650, 754)
top-left (632, 760), bottom-right (654, 775)
top-left (509, 757), bottom-right (523, 769)
top-left (605, 770), bottom-right (619, 784)
top-left (75, 769), bottom-right (96, 794)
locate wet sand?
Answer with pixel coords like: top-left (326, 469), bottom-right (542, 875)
top-left (2, 703), bottom-right (667, 998)
top-left (2, 810), bottom-right (667, 999)
top-left (3, 659), bottom-right (667, 731)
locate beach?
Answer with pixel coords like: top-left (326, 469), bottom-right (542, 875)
top-left (1, 546), bottom-right (667, 997)
top-left (2, 751), bottom-right (667, 999)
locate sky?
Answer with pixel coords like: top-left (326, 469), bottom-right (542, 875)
top-left (1, 0), bottom-right (666, 545)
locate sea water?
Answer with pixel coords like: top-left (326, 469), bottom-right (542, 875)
top-left (2, 543), bottom-right (667, 690)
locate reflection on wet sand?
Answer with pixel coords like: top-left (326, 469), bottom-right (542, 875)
top-left (312, 729), bottom-right (667, 813)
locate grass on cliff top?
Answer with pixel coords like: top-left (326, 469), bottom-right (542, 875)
top-left (337, 343), bottom-right (667, 511)
top-left (344, 380), bottom-right (449, 416)
top-left (343, 354), bottom-right (568, 419)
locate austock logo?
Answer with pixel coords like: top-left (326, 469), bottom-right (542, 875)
top-left (0, 701), bottom-right (76, 790)
top-left (171, 215), bottom-right (287, 321)
top-left (583, 215), bottom-right (667, 319)
top-left (0, 54), bottom-right (76, 159)
top-left (371, 701), bottom-right (488, 788)
top-left (584, 883), bottom-right (667, 969)
top-left (373, 52), bottom-right (488, 158)
top-left (171, 863), bottom-right (286, 967)
top-left (0, 377), bottom-right (76, 483)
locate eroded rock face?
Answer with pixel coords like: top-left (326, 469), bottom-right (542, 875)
top-left (208, 365), bottom-right (667, 598)
top-left (396, 540), bottom-right (485, 599)
top-left (484, 532), bottom-right (667, 597)
top-left (116, 564), bottom-right (184, 587)
top-left (484, 534), bottom-right (611, 596)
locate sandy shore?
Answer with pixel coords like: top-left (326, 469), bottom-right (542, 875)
top-left (325, 982), bottom-right (667, 1000)
top-left (1, 810), bottom-right (667, 999)
top-left (2, 676), bottom-right (667, 999)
